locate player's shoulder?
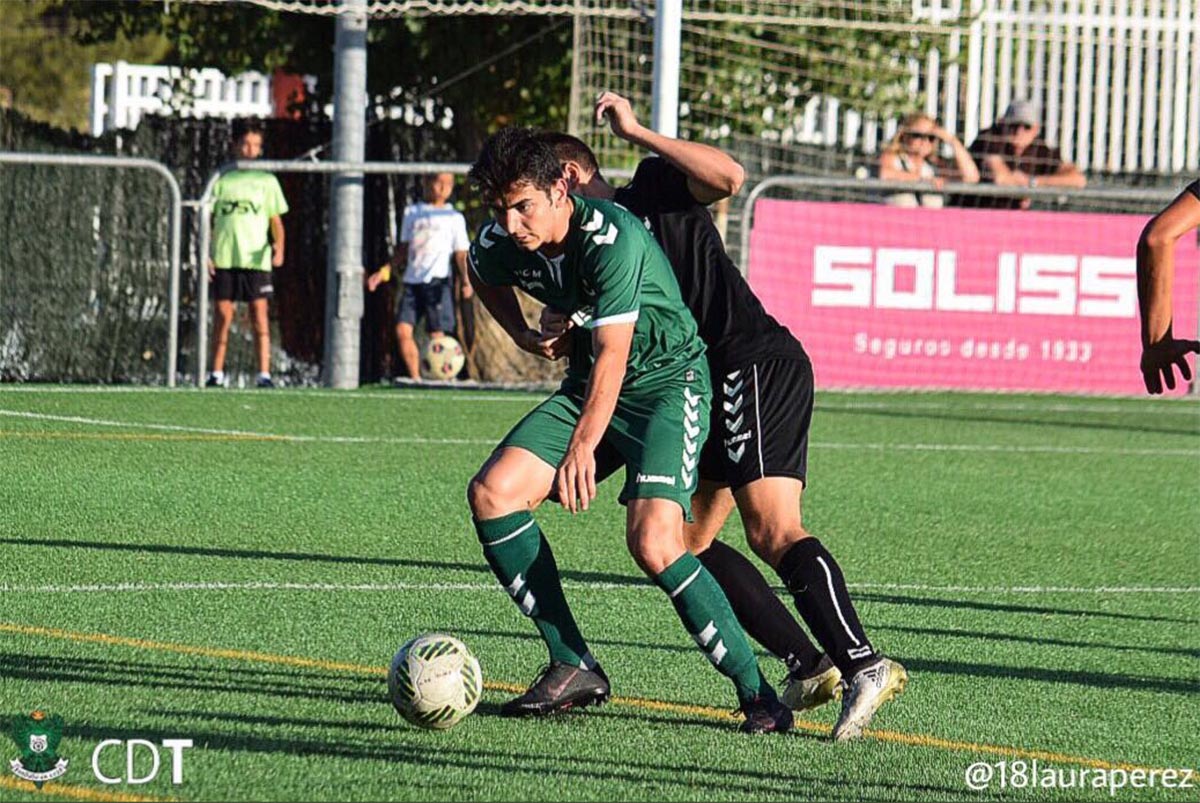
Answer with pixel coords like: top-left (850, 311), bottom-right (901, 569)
top-left (469, 219), bottom-right (520, 265)
top-left (631, 156), bottom-right (677, 183)
top-left (573, 196), bottom-right (648, 258)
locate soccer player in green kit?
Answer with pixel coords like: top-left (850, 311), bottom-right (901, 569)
top-left (465, 127), bottom-right (792, 733)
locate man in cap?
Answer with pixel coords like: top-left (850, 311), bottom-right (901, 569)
top-left (962, 99), bottom-right (1086, 209)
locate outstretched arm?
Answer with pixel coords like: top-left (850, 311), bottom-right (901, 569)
top-left (1136, 187), bottom-right (1200, 394)
top-left (595, 91), bottom-right (744, 204)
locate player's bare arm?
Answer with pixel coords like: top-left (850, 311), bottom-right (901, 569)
top-left (557, 321), bottom-right (634, 514)
top-left (594, 91), bottom-right (744, 204)
top-left (1136, 187), bottom-right (1200, 393)
top-left (454, 250), bottom-right (473, 299)
top-left (270, 215), bottom-right (285, 267)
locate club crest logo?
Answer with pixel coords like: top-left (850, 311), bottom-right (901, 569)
top-left (9, 711), bottom-right (68, 788)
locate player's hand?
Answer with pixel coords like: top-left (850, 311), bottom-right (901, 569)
top-left (515, 327), bottom-right (565, 360)
top-left (460, 281), bottom-right (474, 300)
top-left (539, 307), bottom-right (574, 337)
top-left (272, 247), bottom-right (284, 268)
top-left (207, 260), bottom-right (216, 281)
top-left (595, 91), bottom-right (644, 140)
top-left (1140, 335), bottom-right (1200, 394)
top-left (556, 440), bottom-right (597, 514)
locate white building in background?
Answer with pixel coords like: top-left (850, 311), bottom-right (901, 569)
top-left (90, 61), bottom-right (275, 136)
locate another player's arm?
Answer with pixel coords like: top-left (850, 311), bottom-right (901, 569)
top-left (595, 91), bottom-right (744, 203)
top-left (558, 321), bottom-right (634, 514)
top-left (1136, 187), bottom-right (1200, 394)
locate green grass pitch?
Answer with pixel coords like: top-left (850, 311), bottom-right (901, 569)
top-left (0, 386), bottom-right (1196, 801)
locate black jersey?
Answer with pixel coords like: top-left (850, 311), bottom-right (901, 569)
top-left (613, 157), bottom-right (806, 371)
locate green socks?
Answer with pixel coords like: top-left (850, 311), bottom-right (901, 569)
top-left (475, 511), bottom-right (593, 668)
top-left (655, 552), bottom-right (770, 704)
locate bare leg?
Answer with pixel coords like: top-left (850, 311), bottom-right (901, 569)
top-left (211, 300), bottom-right (236, 374)
top-left (249, 298), bottom-right (271, 375)
top-left (395, 322), bottom-right (420, 379)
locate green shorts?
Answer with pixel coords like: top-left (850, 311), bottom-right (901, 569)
top-left (499, 360), bottom-right (711, 518)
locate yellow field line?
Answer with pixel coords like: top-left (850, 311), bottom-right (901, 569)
top-left (0, 622), bottom-right (1180, 774)
top-left (0, 430), bottom-right (282, 443)
top-left (0, 623), bottom-right (383, 676)
top-left (0, 775), bottom-right (173, 802)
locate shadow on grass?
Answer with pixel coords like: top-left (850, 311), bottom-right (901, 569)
top-left (874, 621), bottom-right (1200, 659)
top-left (0, 651), bottom-right (384, 706)
top-left (892, 654), bottom-right (1198, 695)
top-left (820, 402), bottom-right (1200, 437)
top-left (857, 591), bottom-right (1197, 625)
top-left (62, 716), bottom-right (959, 799)
top-left (0, 536), bottom-right (647, 588)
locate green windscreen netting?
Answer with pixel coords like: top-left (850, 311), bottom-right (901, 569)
top-left (0, 157), bottom-right (174, 383)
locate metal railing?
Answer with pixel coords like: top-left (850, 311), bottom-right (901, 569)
top-left (0, 152), bottom-right (183, 387)
top-left (738, 175), bottom-right (1181, 277)
top-left (194, 160), bottom-right (473, 388)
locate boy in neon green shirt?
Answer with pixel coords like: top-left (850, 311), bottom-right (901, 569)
top-left (207, 120), bottom-right (288, 388)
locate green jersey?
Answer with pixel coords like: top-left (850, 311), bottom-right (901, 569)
top-left (211, 169), bottom-right (289, 271)
top-left (469, 195), bottom-right (705, 389)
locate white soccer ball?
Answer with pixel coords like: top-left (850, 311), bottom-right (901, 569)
top-left (388, 633), bottom-right (482, 730)
top-left (421, 334), bottom-right (465, 380)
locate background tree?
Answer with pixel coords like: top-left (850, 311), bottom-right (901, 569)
top-left (56, 0), bottom-right (571, 158)
top-left (0, 1), bottom-right (169, 132)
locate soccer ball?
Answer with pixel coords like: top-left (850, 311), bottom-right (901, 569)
top-left (388, 633), bottom-right (482, 730)
top-left (421, 334), bottom-right (465, 380)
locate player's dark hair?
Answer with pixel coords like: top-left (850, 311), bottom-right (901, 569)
top-left (231, 118), bottom-right (266, 143)
top-left (540, 132), bottom-right (601, 177)
top-left (469, 127), bottom-right (562, 201)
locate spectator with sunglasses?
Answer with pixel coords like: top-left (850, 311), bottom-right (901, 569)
top-left (961, 99), bottom-right (1086, 209)
top-left (878, 112), bottom-right (978, 208)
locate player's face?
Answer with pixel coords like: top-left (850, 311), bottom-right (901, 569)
top-left (491, 180), bottom-right (569, 252)
top-left (425, 173), bottom-right (455, 204)
top-left (236, 132), bottom-right (263, 160)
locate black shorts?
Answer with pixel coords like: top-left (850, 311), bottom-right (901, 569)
top-left (396, 280), bottom-right (455, 334)
top-left (698, 357), bottom-right (813, 490)
top-left (211, 269), bottom-right (273, 302)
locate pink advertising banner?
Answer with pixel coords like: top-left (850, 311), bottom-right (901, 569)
top-left (747, 199), bottom-right (1200, 395)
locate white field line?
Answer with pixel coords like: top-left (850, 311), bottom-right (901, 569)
top-left (0, 410), bottom-right (492, 445)
top-left (1, 384), bottom-right (1198, 417)
top-left (0, 580), bottom-right (1195, 595)
top-left (0, 386), bottom-right (543, 403)
top-left (2, 409), bottom-right (1197, 456)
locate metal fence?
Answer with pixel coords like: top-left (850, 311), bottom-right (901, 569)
top-left (0, 153), bottom-right (183, 386)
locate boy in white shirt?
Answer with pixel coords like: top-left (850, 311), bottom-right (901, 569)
top-left (368, 172), bottom-right (472, 379)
